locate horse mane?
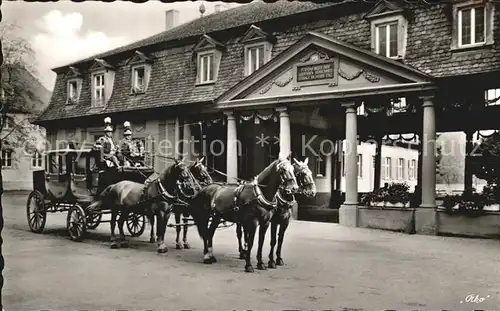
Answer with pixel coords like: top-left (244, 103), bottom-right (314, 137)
top-left (255, 158), bottom-right (282, 200)
top-left (158, 162), bottom-right (177, 189)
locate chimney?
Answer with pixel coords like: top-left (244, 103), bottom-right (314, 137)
top-left (214, 4), bottom-right (221, 13)
top-left (165, 9), bottom-right (179, 31)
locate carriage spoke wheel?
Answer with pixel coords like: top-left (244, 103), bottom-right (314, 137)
top-left (26, 190), bottom-right (47, 233)
top-left (67, 204), bottom-right (87, 242)
top-left (86, 212), bottom-right (102, 230)
top-left (126, 214), bottom-right (146, 237)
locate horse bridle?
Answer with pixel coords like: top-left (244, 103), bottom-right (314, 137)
top-left (276, 160), bottom-right (298, 195)
top-left (155, 163), bottom-right (198, 205)
top-left (190, 161), bottom-right (212, 187)
top-left (294, 164), bottom-right (315, 195)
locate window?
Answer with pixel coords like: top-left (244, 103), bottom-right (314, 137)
top-left (31, 152), bottom-right (43, 168)
top-left (48, 154), bottom-right (58, 174)
top-left (486, 88), bottom-right (500, 106)
top-left (247, 45), bottom-right (265, 75)
top-left (92, 73), bottom-right (105, 106)
top-left (383, 157), bottom-right (392, 180)
top-left (375, 22), bottom-right (398, 58)
top-left (68, 80), bottom-right (78, 103)
top-left (397, 158), bottom-right (404, 180)
top-left (73, 155), bottom-right (86, 175)
top-left (458, 6), bottom-right (486, 47)
top-left (199, 53), bottom-right (214, 84)
top-left (316, 155), bottom-right (326, 177)
top-left (1, 150), bottom-right (12, 168)
top-left (408, 159), bottom-right (416, 180)
top-left (132, 66), bottom-right (146, 92)
top-left (357, 154), bottom-right (363, 178)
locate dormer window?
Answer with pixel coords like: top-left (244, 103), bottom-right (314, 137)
top-left (364, 1), bottom-right (407, 59)
top-left (375, 22), bottom-right (398, 58)
top-left (194, 35), bottom-right (224, 86)
top-left (247, 44), bottom-right (265, 75)
top-left (240, 25), bottom-right (275, 76)
top-left (452, 0), bottom-right (494, 51)
top-left (132, 66), bottom-right (146, 92)
top-left (199, 52), bottom-right (215, 84)
top-left (65, 67), bottom-right (82, 105)
top-left (127, 51), bottom-right (153, 95)
top-left (67, 80), bottom-right (78, 104)
top-left (89, 58), bottom-right (115, 108)
top-left (92, 72), bottom-right (105, 107)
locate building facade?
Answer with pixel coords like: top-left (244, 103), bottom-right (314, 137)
top-left (35, 0), bottom-right (500, 219)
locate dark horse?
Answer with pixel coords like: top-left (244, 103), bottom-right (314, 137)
top-left (173, 156), bottom-right (213, 249)
top-left (146, 157), bottom-right (213, 248)
top-left (87, 159), bottom-right (200, 252)
top-left (236, 157), bottom-right (317, 269)
top-left (189, 156), bottom-right (298, 272)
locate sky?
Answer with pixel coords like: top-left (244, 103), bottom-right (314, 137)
top-left (2, 0), bottom-right (244, 91)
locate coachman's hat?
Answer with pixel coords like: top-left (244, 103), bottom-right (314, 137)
top-left (123, 121), bottom-right (132, 136)
top-left (104, 117), bottom-right (113, 132)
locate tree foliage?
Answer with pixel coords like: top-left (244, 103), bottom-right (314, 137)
top-left (470, 132), bottom-right (500, 185)
top-left (0, 22), bottom-right (46, 167)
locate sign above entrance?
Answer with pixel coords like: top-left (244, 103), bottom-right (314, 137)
top-left (296, 61), bottom-right (335, 82)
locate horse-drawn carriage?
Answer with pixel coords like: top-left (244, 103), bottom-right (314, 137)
top-left (26, 148), bottom-right (155, 241)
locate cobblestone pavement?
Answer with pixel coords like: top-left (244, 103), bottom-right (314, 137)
top-left (3, 192), bottom-right (500, 311)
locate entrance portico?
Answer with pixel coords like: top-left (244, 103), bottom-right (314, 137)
top-left (216, 31), bottom-right (437, 225)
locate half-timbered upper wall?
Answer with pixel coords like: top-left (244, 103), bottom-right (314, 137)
top-left (38, 1), bottom-right (500, 123)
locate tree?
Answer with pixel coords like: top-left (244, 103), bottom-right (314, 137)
top-left (436, 133), bottom-right (465, 185)
top-left (0, 21), bottom-right (44, 309)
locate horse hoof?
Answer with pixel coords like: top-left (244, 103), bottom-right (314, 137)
top-left (183, 243), bottom-right (190, 249)
top-left (157, 246), bottom-right (168, 253)
top-left (210, 256), bottom-right (217, 263)
top-left (203, 258), bottom-right (213, 264)
top-left (268, 261), bottom-right (276, 269)
top-left (245, 265), bottom-right (254, 273)
top-left (149, 237), bottom-right (156, 243)
top-left (276, 258), bottom-right (284, 266)
top-left (176, 244), bottom-right (182, 250)
top-left (110, 242), bottom-right (119, 249)
top-left (257, 262), bottom-right (267, 270)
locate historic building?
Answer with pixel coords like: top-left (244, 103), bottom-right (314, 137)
top-left (35, 0), bottom-right (500, 224)
top-left (2, 68), bottom-right (51, 190)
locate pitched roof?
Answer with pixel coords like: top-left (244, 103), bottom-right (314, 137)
top-left (52, 1), bottom-right (340, 72)
top-left (2, 66), bottom-right (51, 117)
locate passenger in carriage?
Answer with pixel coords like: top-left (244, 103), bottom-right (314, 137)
top-left (93, 117), bottom-right (120, 168)
top-left (118, 121), bottom-right (144, 167)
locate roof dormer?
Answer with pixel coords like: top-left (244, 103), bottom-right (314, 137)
top-left (194, 35), bottom-right (225, 86)
top-left (126, 51), bottom-right (154, 95)
top-left (240, 25), bottom-right (275, 76)
top-left (364, 0), bottom-right (408, 60)
top-left (65, 66), bottom-right (83, 106)
top-left (89, 58), bottom-right (116, 108)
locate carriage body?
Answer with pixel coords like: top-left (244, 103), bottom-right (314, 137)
top-left (27, 148), bottom-right (155, 241)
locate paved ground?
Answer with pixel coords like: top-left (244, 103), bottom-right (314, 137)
top-left (3, 192), bottom-right (500, 311)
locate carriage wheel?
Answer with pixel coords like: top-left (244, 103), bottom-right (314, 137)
top-left (67, 204), bottom-right (87, 242)
top-left (86, 212), bottom-right (102, 230)
top-left (26, 190), bottom-right (47, 233)
top-left (126, 214), bottom-right (146, 237)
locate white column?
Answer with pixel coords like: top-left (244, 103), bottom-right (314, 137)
top-left (276, 106), bottom-right (291, 157)
top-left (225, 111), bottom-right (238, 184)
top-left (174, 116), bottom-right (181, 159)
top-left (182, 120), bottom-right (192, 161)
top-left (420, 95), bottom-right (437, 208)
top-left (342, 102), bottom-right (358, 205)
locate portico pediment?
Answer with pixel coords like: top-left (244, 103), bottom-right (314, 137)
top-left (216, 32), bottom-right (434, 108)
